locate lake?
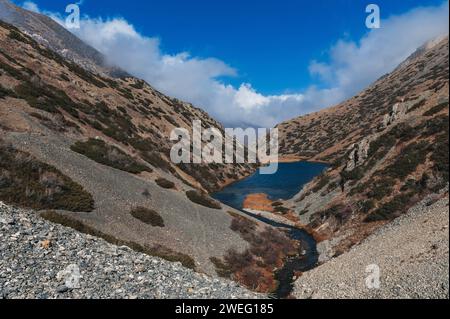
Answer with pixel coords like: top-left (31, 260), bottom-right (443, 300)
top-left (212, 161), bottom-right (328, 298)
top-left (212, 161), bottom-right (328, 210)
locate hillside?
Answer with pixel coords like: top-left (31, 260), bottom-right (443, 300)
top-left (0, 0), bottom-right (125, 77)
top-left (0, 201), bottom-right (260, 299)
top-left (294, 195), bottom-right (449, 299)
top-left (276, 36), bottom-right (449, 259)
top-left (0, 17), bottom-right (261, 277)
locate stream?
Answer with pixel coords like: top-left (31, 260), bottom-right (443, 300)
top-left (212, 161), bottom-right (327, 298)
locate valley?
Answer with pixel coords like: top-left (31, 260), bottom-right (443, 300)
top-left (0, 0), bottom-right (448, 300)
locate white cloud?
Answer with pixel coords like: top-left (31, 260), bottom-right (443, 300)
top-left (22, 1), bottom-right (39, 12)
top-left (21, 1), bottom-right (449, 128)
top-left (311, 1), bottom-right (449, 98)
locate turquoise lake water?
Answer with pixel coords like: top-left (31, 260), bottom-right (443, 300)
top-left (212, 161), bottom-right (328, 210)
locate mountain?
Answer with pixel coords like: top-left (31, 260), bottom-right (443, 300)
top-left (276, 36), bottom-right (449, 258)
top-left (0, 16), bottom-right (263, 277)
top-left (0, 0), bottom-right (126, 77)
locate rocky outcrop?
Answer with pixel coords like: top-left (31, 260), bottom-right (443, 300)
top-left (382, 101), bottom-right (411, 128)
top-left (346, 137), bottom-right (372, 171)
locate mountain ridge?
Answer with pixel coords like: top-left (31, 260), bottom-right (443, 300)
top-left (0, 0), bottom-right (128, 77)
top-left (275, 35), bottom-right (449, 260)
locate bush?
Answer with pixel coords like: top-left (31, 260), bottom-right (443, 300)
top-left (71, 139), bottom-right (152, 174)
top-left (0, 85), bottom-right (15, 99)
top-left (271, 201), bottom-right (283, 207)
top-left (229, 212), bottom-right (257, 240)
top-left (311, 174), bottom-right (330, 192)
top-left (364, 193), bottom-right (413, 222)
top-left (423, 102), bottom-right (448, 117)
top-left (40, 211), bottom-right (195, 269)
top-left (155, 178), bottom-right (175, 189)
top-left (367, 178), bottom-right (395, 200)
top-left (380, 141), bottom-right (429, 180)
top-left (141, 151), bottom-right (174, 173)
top-left (186, 190), bottom-right (221, 209)
top-left (340, 167), bottom-right (364, 182)
top-left (0, 144), bottom-right (94, 212)
top-left (310, 204), bottom-right (352, 228)
top-left (211, 213), bottom-right (298, 292)
top-left (360, 200), bottom-right (375, 214)
top-left (431, 132), bottom-right (449, 183)
top-left (130, 207), bottom-right (164, 227)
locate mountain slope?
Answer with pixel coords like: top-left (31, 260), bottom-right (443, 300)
top-left (294, 196), bottom-right (449, 299)
top-left (277, 36), bottom-right (449, 257)
top-left (277, 37), bottom-right (448, 164)
top-left (0, 0), bottom-right (125, 77)
top-left (0, 202), bottom-right (260, 299)
top-left (0, 19), bottom-right (258, 275)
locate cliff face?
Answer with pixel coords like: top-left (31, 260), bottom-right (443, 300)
top-left (278, 37), bottom-right (449, 256)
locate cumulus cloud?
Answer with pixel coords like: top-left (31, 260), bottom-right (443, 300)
top-left (21, 1), bottom-right (449, 128)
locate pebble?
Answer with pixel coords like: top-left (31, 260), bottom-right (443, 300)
top-left (0, 201), bottom-right (261, 299)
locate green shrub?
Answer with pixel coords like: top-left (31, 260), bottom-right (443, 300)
top-left (130, 207), bottom-right (165, 227)
top-left (40, 211), bottom-right (195, 269)
top-left (210, 257), bottom-right (233, 278)
top-left (229, 212), bottom-right (257, 240)
top-left (368, 134), bottom-right (396, 157)
top-left (0, 85), bottom-right (15, 99)
top-left (406, 99), bottom-right (426, 113)
top-left (141, 151), bottom-right (174, 173)
top-left (380, 141), bottom-right (429, 180)
top-left (155, 178), bottom-right (175, 189)
top-left (14, 80), bottom-right (84, 118)
top-left (71, 139), bottom-right (152, 174)
top-left (271, 201), bottom-right (283, 207)
top-left (8, 29), bottom-right (33, 44)
top-left (0, 144), bottom-right (94, 211)
top-left (364, 193), bottom-right (413, 222)
top-left (186, 190), bottom-right (221, 209)
top-left (360, 200), bottom-right (375, 214)
top-left (423, 102), bottom-right (448, 117)
top-left (312, 174), bottom-right (330, 192)
top-left (367, 178), bottom-right (395, 200)
top-left (340, 167), bottom-right (364, 182)
top-left (431, 132), bottom-right (449, 183)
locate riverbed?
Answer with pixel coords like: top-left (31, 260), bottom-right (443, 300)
top-left (212, 161), bottom-right (328, 298)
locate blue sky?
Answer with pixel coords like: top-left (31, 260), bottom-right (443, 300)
top-left (21, 0), bottom-right (445, 95)
top-left (18, 0), bottom-right (449, 127)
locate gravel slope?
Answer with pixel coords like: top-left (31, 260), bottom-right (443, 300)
top-left (294, 195), bottom-right (449, 299)
top-left (0, 202), bottom-right (261, 299)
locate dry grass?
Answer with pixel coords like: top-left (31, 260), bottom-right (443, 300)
top-left (212, 213), bottom-right (299, 293)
